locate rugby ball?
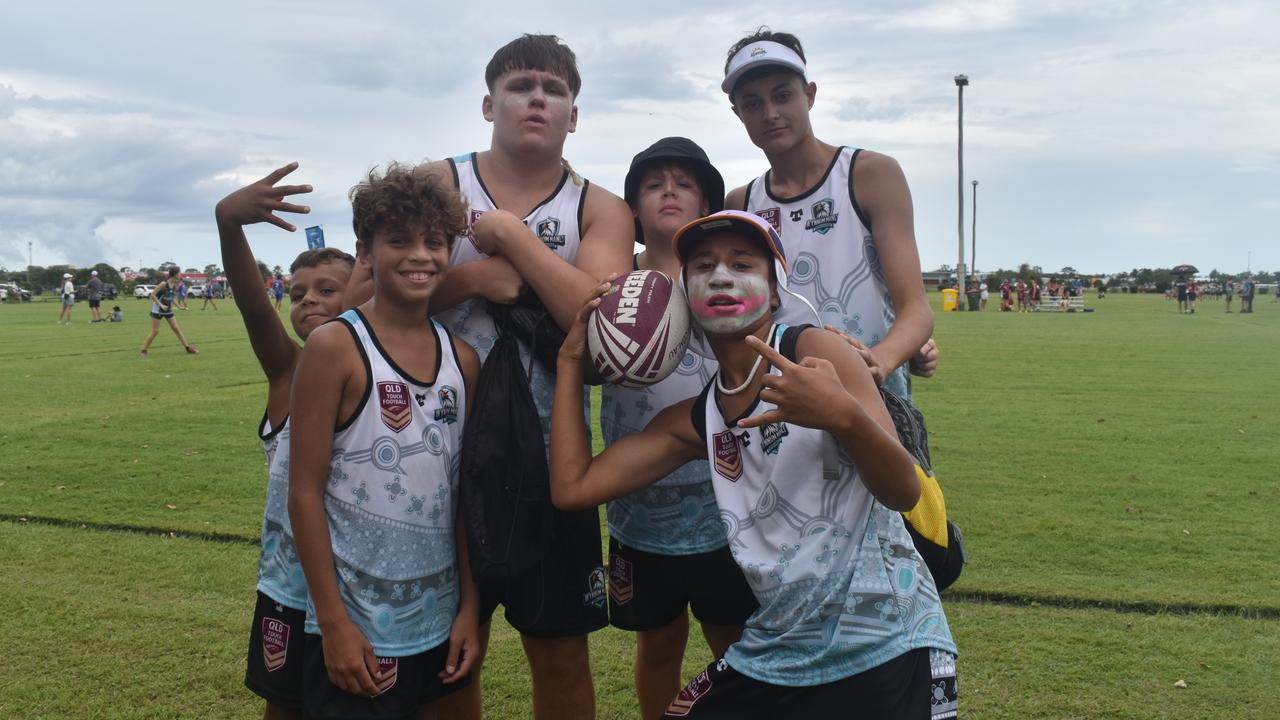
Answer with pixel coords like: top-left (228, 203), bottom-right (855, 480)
top-left (587, 270), bottom-right (691, 388)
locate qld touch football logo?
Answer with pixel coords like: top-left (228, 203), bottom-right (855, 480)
top-left (379, 382), bottom-right (412, 432)
top-left (713, 430), bottom-right (743, 481)
top-left (609, 555), bottom-right (634, 605)
top-left (754, 207), bottom-right (781, 232)
top-left (261, 617), bottom-right (290, 672)
top-left (374, 657), bottom-right (398, 695)
top-left (665, 668), bottom-right (714, 716)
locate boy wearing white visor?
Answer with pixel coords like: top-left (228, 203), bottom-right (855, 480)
top-left (722, 30), bottom-right (937, 401)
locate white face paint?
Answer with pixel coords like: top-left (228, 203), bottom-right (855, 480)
top-left (686, 262), bottom-right (770, 335)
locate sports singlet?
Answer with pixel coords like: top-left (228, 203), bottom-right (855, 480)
top-left (696, 324), bottom-right (954, 686)
top-left (303, 309), bottom-right (467, 656)
top-left (436, 152), bottom-right (589, 437)
top-left (601, 345), bottom-right (724, 555)
top-left (256, 413), bottom-right (308, 609)
top-left (744, 147), bottom-right (911, 399)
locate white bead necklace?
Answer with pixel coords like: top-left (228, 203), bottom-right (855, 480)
top-left (716, 324), bottom-right (776, 396)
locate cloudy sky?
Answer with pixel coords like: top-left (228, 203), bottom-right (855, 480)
top-left (2, 0), bottom-right (1277, 278)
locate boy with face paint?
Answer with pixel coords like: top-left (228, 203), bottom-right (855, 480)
top-left (550, 210), bottom-right (957, 719)
top-left (378, 34), bottom-right (632, 720)
top-left (600, 138), bottom-right (758, 719)
top-left (722, 29), bottom-right (938, 400)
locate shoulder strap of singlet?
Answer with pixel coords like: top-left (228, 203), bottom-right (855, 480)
top-left (779, 323), bottom-right (816, 363)
top-left (690, 378), bottom-right (715, 444)
top-left (333, 311), bottom-right (373, 432)
top-left (741, 178), bottom-right (756, 211)
top-left (846, 147), bottom-right (873, 232)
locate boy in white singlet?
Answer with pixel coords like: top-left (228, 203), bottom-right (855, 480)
top-left (426, 34), bottom-right (633, 720)
top-left (550, 211), bottom-right (958, 719)
top-left (722, 29), bottom-right (937, 399)
top-left (289, 164), bottom-right (481, 720)
top-left (215, 162), bottom-right (354, 720)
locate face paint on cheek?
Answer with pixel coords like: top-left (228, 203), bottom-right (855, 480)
top-left (687, 264), bottom-right (770, 334)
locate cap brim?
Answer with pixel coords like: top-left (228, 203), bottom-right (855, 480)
top-left (672, 213), bottom-right (787, 275)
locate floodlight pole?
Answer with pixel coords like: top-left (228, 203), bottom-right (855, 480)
top-left (955, 74), bottom-right (969, 309)
top-left (971, 180), bottom-right (979, 281)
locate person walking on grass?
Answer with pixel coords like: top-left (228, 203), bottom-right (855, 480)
top-left (272, 273), bottom-right (285, 311)
top-left (201, 280), bottom-right (220, 310)
top-left (1241, 276), bottom-right (1255, 313)
top-left (140, 268), bottom-right (198, 357)
top-left (57, 272), bottom-right (75, 324)
top-left (1224, 278), bottom-right (1234, 312)
top-left (87, 270), bottom-right (105, 323)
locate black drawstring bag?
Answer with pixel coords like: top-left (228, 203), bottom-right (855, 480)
top-left (460, 303), bottom-right (554, 583)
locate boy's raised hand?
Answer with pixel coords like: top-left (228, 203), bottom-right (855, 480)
top-left (557, 278), bottom-right (615, 367)
top-left (737, 335), bottom-right (852, 431)
top-left (214, 161), bottom-right (312, 231)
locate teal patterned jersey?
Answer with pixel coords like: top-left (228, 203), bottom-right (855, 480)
top-left (256, 414), bottom-right (307, 609)
top-left (701, 325), bottom-right (955, 686)
top-left (602, 350), bottom-right (725, 554)
top-left (303, 310), bottom-right (467, 657)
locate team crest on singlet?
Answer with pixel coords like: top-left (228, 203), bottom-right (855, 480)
top-left (665, 668), bottom-right (714, 717)
top-left (754, 207), bottom-right (781, 233)
top-left (434, 386), bottom-right (459, 424)
top-left (378, 381), bottom-right (412, 433)
top-left (466, 209), bottom-right (486, 253)
top-left (535, 217), bottom-right (566, 249)
top-left (260, 617), bottom-right (290, 672)
top-left (804, 198), bottom-right (839, 234)
top-left (760, 422), bottom-right (789, 455)
top-left (713, 430), bottom-right (743, 481)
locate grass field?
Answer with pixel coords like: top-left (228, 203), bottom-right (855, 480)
top-left (1, 292), bottom-right (1277, 719)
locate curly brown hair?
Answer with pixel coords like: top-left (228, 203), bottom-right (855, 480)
top-left (349, 162), bottom-right (468, 248)
top-left (289, 247), bottom-right (356, 274)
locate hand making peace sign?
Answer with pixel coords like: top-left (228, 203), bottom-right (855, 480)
top-left (737, 334), bottom-right (859, 432)
top-left (213, 161), bottom-right (312, 232)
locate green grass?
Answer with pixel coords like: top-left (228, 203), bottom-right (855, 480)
top-left (1, 294), bottom-right (1278, 719)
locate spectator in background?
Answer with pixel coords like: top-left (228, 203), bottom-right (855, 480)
top-left (1241, 276), bottom-right (1255, 313)
top-left (1015, 279), bottom-right (1027, 312)
top-left (57, 272), bottom-right (75, 325)
top-left (87, 270), bottom-right (105, 323)
top-left (201, 280), bottom-right (220, 311)
top-left (1224, 278), bottom-right (1235, 312)
top-left (999, 279), bottom-right (1012, 312)
top-left (979, 280), bottom-right (989, 310)
top-left (271, 273), bottom-right (284, 311)
top-left (1030, 278), bottom-right (1042, 311)
top-left (1186, 280), bottom-right (1198, 314)
top-left (1175, 278), bottom-right (1188, 313)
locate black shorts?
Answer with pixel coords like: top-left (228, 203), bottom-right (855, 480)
top-left (302, 634), bottom-right (468, 720)
top-left (478, 506), bottom-right (608, 637)
top-left (88, 299), bottom-right (101, 309)
top-left (151, 310), bottom-right (174, 319)
top-left (244, 591), bottom-right (310, 709)
top-left (608, 538), bottom-right (758, 631)
top-left (663, 647), bottom-right (958, 719)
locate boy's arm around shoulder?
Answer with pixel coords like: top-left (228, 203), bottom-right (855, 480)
top-left (741, 328), bottom-right (919, 510)
top-left (852, 151), bottom-right (934, 376)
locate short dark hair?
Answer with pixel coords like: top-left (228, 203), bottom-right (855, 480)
top-left (290, 247), bottom-right (356, 275)
top-left (485, 34), bottom-right (581, 98)
top-left (349, 162), bottom-right (468, 248)
top-left (167, 268), bottom-right (179, 278)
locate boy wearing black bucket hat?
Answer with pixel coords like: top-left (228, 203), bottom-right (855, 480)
top-left (601, 138), bottom-right (758, 718)
top-left (721, 29), bottom-right (937, 401)
top-left (550, 210), bottom-right (957, 718)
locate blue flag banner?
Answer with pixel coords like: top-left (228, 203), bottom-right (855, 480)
top-left (305, 226), bottom-right (325, 250)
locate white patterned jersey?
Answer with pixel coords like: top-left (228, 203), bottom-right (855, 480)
top-left (256, 413), bottom-right (308, 609)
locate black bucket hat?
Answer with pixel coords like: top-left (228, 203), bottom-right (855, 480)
top-left (624, 137), bottom-right (725, 244)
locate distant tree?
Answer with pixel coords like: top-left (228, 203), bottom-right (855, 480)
top-left (203, 264), bottom-right (223, 280)
top-left (271, 264), bottom-right (284, 277)
top-left (90, 263), bottom-right (122, 287)
top-left (158, 260), bottom-right (179, 272)
top-left (255, 259), bottom-right (272, 282)
top-left (1060, 266), bottom-right (1077, 277)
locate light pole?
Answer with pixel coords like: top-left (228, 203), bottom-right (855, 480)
top-left (971, 180), bottom-right (978, 284)
top-left (955, 74), bottom-right (969, 309)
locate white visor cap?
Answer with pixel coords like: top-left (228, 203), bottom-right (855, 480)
top-left (722, 41), bottom-right (808, 95)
